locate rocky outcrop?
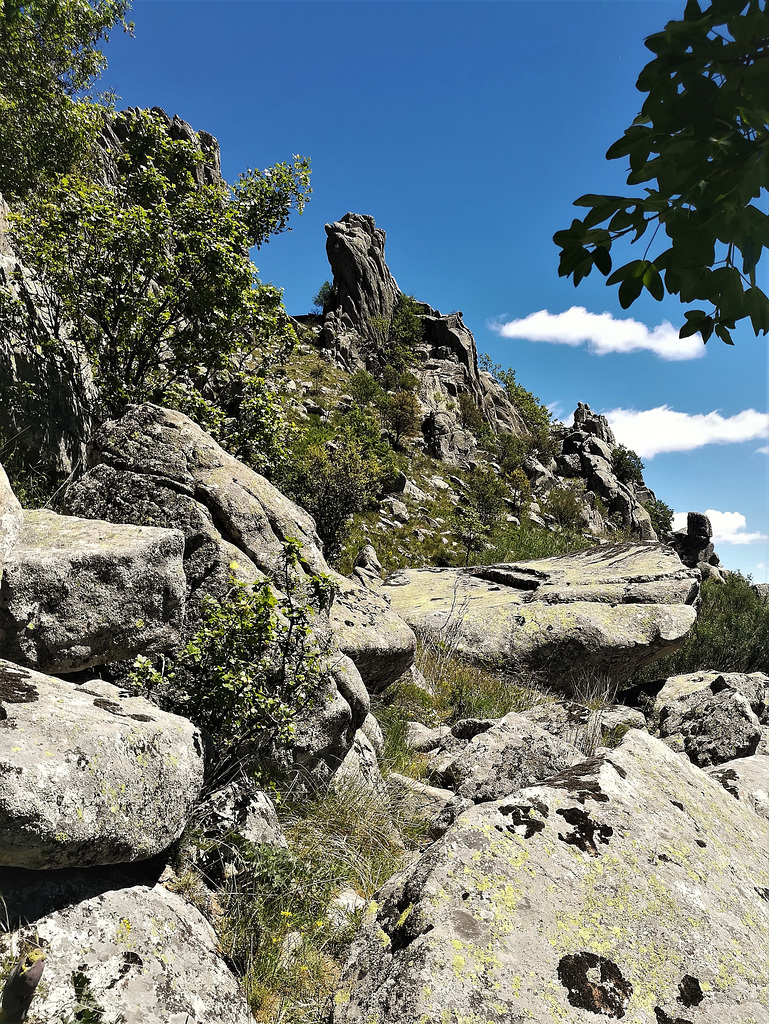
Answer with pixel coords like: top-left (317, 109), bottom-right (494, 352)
top-left (0, 869), bottom-right (253, 1023)
top-left (318, 213), bottom-right (527, 465)
top-left (64, 403), bottom-right (415, 690)
top-left (382, 544), bottom-right (699, 688)
top-left (334, 729), bottom-right (769, 1024)
top-left (654, 671), bottom-right (768, 766)
top-left (0, 508), bottom-right (186, 673)
top-left (555, 403), bottom-right (657, 539)
top-left (673, 510), bottom-right (723, 578)
top-left (0, 194), bottom-right (95, 476)
top-left (97, 106), bottom-right (222, 188)
top-left (0, 461), bottom-right (22, 584)
top-left (323, 213), bottom-right (400, 345)
top-left (0, 662), bottom-right (204, 870)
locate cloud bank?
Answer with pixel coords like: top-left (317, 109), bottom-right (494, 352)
top-left (603, 406), bottom-right (769, 459)
top-left (672, 510), bottom-right (769, 546)
top-left (492, 307), bottom-right (706, 361)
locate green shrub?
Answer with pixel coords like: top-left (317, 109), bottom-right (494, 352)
top-left (378, 390), bottom-right (422, 447)
top-left (483, 521), bottom-right (594, 562)
top-left (611, 444), bottom-right (644, 485)
top-left (347, 369), bottom-right (383, 407)
top-left (130, 541), bottom-right (336, 783)
top-left (632, 572), bottom-right (769, 679)
top-left (497, 432), bottom-right (531, 476)
top-left (481, 355), bottom-right (555, 461)
top-left (643, 497), bottom-right (674, 534)
top-left (541, 482), bottom-right (585, 529)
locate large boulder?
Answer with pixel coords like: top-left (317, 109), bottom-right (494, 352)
top-left (654, 671), bottom-right (768, 767)
top-left (706, 754), bottom-right (769, 821)
top-left (0, 194), bottom-right (95, 477)
top-left (0, 662), bottom-right (204, 869)
top-left (429, 712), bottom-right (582, 802)
top-left (0, 461), bottom-right (22, 583)
top-left (0, 868), bottom-right (253, 1023)
top-left (335, 730), bottom-right (769, 1024)
top-left (63, 403), bottom-right (415, 690)
top-left (0, 509), bottom-right (186, 673)
top-left (382, 544), bottom-right (699, 689)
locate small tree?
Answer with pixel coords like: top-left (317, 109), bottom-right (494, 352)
top-left (379, 390), bottom-right (422, 447)
top-left (611, 444), bottom-right (645, 485)
top-left (312, 280), bottom-right (337, 315)
top-left (643, 497), bottom-right (674, 535)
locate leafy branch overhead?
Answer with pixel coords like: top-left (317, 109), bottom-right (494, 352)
top-left (554, 0), bottom-right (769, 346)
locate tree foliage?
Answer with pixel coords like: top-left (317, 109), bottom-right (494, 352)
top-left (131, 542), bottom-right (337, 782)
top-left (555, 0), bottom-right (769, 346)
top-left (0, 0), bottom-right (131, 199)
top-left (611, 444), bottom-right (645, 485)
top-left (6, 107), bottom-right (310, 419)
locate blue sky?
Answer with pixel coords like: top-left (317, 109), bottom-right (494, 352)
top-left (102, 1), bottom-right (768, 579)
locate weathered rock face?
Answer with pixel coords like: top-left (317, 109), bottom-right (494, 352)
top-left (654, 671), bottom-right (768, 766)
top-left (0, 662), bottom-right (204, 869)
top-left (335, 730), bottom-right (769, 1024)
top-left (428, 712), bottom-right (582, 802)
top-left (0, 869), bottom-right (253, 1023)
top-left (673, 510), bottom-right (720, 572)
top-left (0, 461), bottom-right (22, 584)
top-left (0, 194), bottom-right (95, 476)
top-left (324, 213), bottom-right (400, 342)
top-left (318, 213), bottom-right (527, 466)
top-left (0, 508), bottom-right (186, 673)
top-left (97, 106), bottom-right (222, 188)
top-left (382, 544), bottom-right (699, 688)
top-left (556, 404), bottom-right (656, 540)
top-left (706, 754), bottom-right (769, 821)
top-left (63, 403), bottom-right (415, 690)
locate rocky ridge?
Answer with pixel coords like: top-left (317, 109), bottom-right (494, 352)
top-left (0, 111), bottom-right (762, 1023)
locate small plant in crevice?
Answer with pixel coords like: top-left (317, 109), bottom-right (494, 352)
top-left (130, 540), bottom-right (338, 788)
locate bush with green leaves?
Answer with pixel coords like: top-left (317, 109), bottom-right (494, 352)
top-left (0, 0), bottom-right (131, 201)
top-left (379, 390), bottom-right (422, 448)
top-left (480, 354), bottom-right (555, 461)
top-left (611, 443), bottom-right (645, 485)
top-left (642, 497), bottom-right (674, 535)
top-left (5, 107), bottom-right (310, 422)
top-left (541, 482), bottom-right (586, 529)
top-left (452, 468), bottom-right (508, 562)
top-left (632, 572), bottom-right (769, 680)
top-left (130, 541), bottom-right (336, 783)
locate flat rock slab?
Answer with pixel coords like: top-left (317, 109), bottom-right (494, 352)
top-left (0, 869), bottom-right (253, 1024)
top-left (383, 544), bottom-right (698, 687)
top-left (335, 730), bottom-right (769, 1024)
top-left (0, 662), bottom-right (204, 869)
top-left (0, 509), bottom-right (185, 672)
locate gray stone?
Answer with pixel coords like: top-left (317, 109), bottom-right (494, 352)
top-left (0, 661), bottom-right (204, 869)
top-left (382, 544), bottom-right (699, 689)
top-left (64, 403), bottom-right (416, 691)
top-left (404, 721), bottom-right (450, 753)
top-left (654, 672), bottom-right (769, 767)
top-left (435, 712), bottom-right (582, 802)
top-left (333, 729), bottom-right (387, 800)
top-left (0, 461), bottom-right (22, 584)
top-left (334, 730), bottom-right (769, 1024)
top-left (0, 195), bottom-right (95, 477)
top-left (706, 754), bottom-right (769, 821)
top-left (0, 869), bottom-right (252, 1023)
top-left (387, 772), bottom-right (455, 823)
top-left (0, 510), bottom-right (185, 673)
top-left (572, 401), bottom-right (616, 444)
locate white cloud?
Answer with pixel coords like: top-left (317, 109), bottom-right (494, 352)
top-left (757, 446), bottom-right (769, 455)
top-left (604, 406), bottom-right (769, 459)
top-left (673, 509), bottom-right (768, 546)
top-left (492, 306), bottom-right (706, 361)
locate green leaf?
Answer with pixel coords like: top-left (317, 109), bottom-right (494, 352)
top-left (618, 276), bottom-right (644, 309)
